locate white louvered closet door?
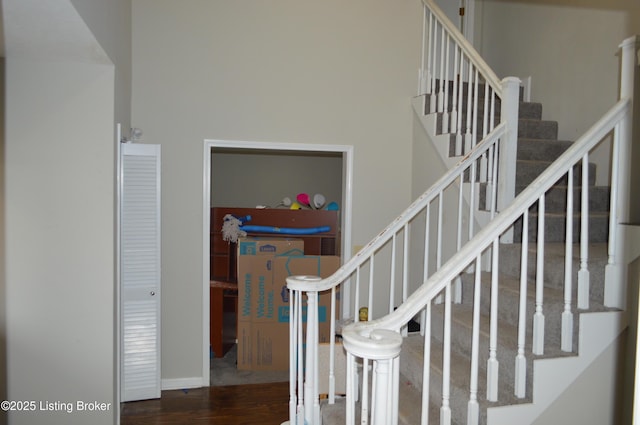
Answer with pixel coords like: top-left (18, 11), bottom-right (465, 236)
top-left (120, 143), bottom-right (161, 402)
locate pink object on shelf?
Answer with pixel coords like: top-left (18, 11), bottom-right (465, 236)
top-left (296, 193), bottom-right (310, 208)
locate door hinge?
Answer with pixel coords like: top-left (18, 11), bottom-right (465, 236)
top-left (459, 7), bottom-right (465, 16)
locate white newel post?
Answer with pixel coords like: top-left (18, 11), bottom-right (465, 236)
top-left (497, 77), bottom-right (521, 243)
top-left (285, 275), bottom-right (323, 425)
top-left (304, 291), bottom-right (320, 425)
top-left (342, 328), bottom-right (403, 425)
top-left (605, 35), bottom-right (639, 309)
top-left (285, 289), bottom-right (300, 425)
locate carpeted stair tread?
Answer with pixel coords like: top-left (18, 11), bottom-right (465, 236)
top-left (402, 334), bottom-right (528, 425)
top-left (518, 119), bottom-right (558, 140)
top-left (513, 212), bottom-right (609, 243)
top-left (517, 138), bottom-right (574, 161)
top-left (479, 184), bottom-right (610, 214)
top-left (498, 243), bottom-right (608, 301)
top-left (320, 365), bottom-right (434, 425)
top-left (368, 83), bottom-right (615, 425)
top-left (429, 301), bottom-right (536, 400)
top-left (434, 103), bottom-right (543, 135)
top-left (515, 159), bottom-right (597, 187)
top-left (514, 185), bottom-right (610, 213)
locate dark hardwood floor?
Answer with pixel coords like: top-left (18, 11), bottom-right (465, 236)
top-left (121, 382), bottom-right (290, 425)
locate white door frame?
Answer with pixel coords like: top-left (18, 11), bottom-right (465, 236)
top-left (463, 0), bottom-right (475, 46)
top-left (201, 139), bottom-right (354, 384)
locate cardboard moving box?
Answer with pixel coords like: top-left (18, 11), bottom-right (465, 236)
top-left (236, 238), bottom-right (340, 370)
top-left (237, 237), bottom-right (304, 257)
top-left (237, 238), bottom-right (304, 322)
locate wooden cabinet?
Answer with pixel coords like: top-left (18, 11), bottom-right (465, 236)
top-left (210, 207), bottom-right (340, 282)
top-left (209, 207), bottom-right (340, 358)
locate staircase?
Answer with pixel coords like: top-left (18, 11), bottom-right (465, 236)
top-left (319, 86), bottom-right (621, 425)
top-left (421, 81), bottom-right (611, 244)
top-left (405, 82), bottom-right (618, 423)
top-left (283, 6), bottom-right (638, 422)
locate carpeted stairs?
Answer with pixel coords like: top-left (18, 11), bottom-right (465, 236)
top-left (320, 83), bottom-right (613, 424)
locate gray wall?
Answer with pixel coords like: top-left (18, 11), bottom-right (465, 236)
top-left (475, 0), bottom-right (640, 186)
top-left (70, 0), bottom-right (132, 130)
top-left (3, 0), bottom-right (638, 423)
top-left (211, 150), bottom-right (343, 209)
top-left (132, 0), bottom-right (421, 383)
top-left (3, 0), bottom-right (131, 423)
top-left (6, 59), bottom-right (115, 425)
top-left (0, 58), bottom-right (6, 425)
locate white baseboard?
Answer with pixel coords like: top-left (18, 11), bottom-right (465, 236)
top-left (161, 377), bottom-right (206, 391)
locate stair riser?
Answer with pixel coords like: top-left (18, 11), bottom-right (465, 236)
top-left (434, 106), bottom-right (543, 135)
top-left (515, 186), bottom-right (611, 214)
top-left (429, 114), bottom-right (558, 140)
top-left (519, 119), bottom-right (558, 140)
top-left (400, 343), bottom-right (472, 425)
top-left (516, 161), bottom-right (597, 188)
top-left (479, 185), bottom-right (610, 213)
top-left (443, 135), bottom-right (572, 163)
top-left (459, 274), bottom-right (571, 350)
top-left (424, 90), bottom-right (538, 119)
top-left (424, 85), bottom-right (502, 113)
top-left (517, 139), bottom-right (573, 162)
top-left (429, 303), bottom-right (530, 399)
top-left (498, 244), bottom-right (607, 299)
top-left (401, 335), bottom-right (519, 425)
top-left (512, 214), bottom-right (609, 243)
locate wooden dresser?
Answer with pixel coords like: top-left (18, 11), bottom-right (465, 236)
top-left (209, 207), bottom-right (340, 357)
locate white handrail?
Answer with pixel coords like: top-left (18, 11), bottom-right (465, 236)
top-left (418, 0), bottom-right (521, 210)
top-left (284, 10), bottom-right (637, 425)
top-left (287, 2), bottom-right (521, 417)
top-left (421, 0), bottom-right (501, 92)
top-left (287, 122), bottom-right (505, 295)
top-left (345, 98), bottom-right (629, 337)
top-left (340, 98), bottom-right (630, 425)
top-left (286, 121), bottom-right (506, 425)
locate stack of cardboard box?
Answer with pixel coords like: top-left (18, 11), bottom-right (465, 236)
top-left (236, 237), bottom-right (340, 371)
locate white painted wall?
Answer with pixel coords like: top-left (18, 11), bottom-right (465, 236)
top-left (70, 0), bottom-right (133, 129)
top-left (530, 337), bottom-right (625, 425)
top-left (0, 59), bottom-right (6, 425)
top-left (5, 59), bottom-right (115, 425)
top-left (131, 0), bottom-right (422, 382)
top-left (3, 0), bottom-right (130, 423)
top-left (475, 0), bottom-right (640, 186)
top-left (210, 150), bottom-right (343, 209)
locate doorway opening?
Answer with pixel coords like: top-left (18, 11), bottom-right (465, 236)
top-left (201, 139), bottom-right (353, 384)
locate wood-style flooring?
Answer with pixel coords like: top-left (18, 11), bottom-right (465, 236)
top-left (120, 382), bottom-right (290, 425)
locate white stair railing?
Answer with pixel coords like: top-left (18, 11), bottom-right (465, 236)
top-left (338, 35), bottom-right (637, 425)
top-left (286, 122), bottom-right (507, 424)
top-left (418, 0), bottom-right (519, 213)
top-left (282, 2), bottom-right (517, 423)
top-left (285, 34), bottom-right (638, 425)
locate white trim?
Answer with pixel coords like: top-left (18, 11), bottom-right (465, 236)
top-left (202, 139), bottom-right (354, 385)
top-left (162, 377), bottom-right (206, 391)
top-left (522, 76), bottom-right (532, 102)
top-left (463, 0), bottom-right (475, 46)
top-left (115, 124), bottom-right (122, 424)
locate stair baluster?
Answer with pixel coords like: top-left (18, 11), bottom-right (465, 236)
top-left (467, 256), bottom-right (482, 425)
top-left (515, 211), bottom-right (529, 398)
top-left (561, 169), bottom-right (574, 353)
top-left (532, 195), bottom-right (546, 356)
top-left (577, 154), bottom-right (591, 310)
top-left (486, 238), bottom-right (500, 402)
top-left (284, 24), bottom-right (638, 425)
